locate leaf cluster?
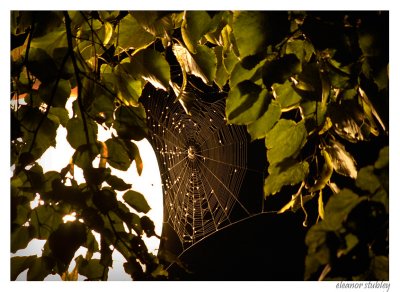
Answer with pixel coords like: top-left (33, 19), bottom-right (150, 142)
top-left (10, 11), bottom-right (388, 281)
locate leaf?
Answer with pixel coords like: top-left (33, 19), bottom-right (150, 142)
top-left (285, 39), bottom-right (314, 64)
top-left (105, 137), bottom-right (133, 171)
top-left (272, 80), bottom-right (302, 109)
top-left (229, 59), bottom-right (265, 89)
top-left (323, 188), bottom-right (365, 231)
top-left (265, 119), bottom-right (307, 165)
top-left (262, 54), bottom-right (301, 88)
top-left (117, 14), bottom-right (155, 50)
top-left (371, 255), bottom-right (389, 280)
top-left (113, 63), bottom-right (144, 107)
top-left (48, 107), bottom-right (69, 127)
top-left (318, 190), bottom-right (325, 220)
top-left (26, 47), bottom-right (59, 83)
top-left (93, 188), bottom-right (119, 214)
top-left (66, 117), bottom-right (98, 149)
top-left (113, 105), bottom-right (148, 141)
top-left (38, 79), bottom-right (71, 108)
top-left (31, 205), bottom-right (63, 239)
top-left (325, 139), bottom-right (357, 179)
top-left (11, 226), bottom-right (33, 253)
top-left (49, 221), bottom-right (87, 272)
top-left (11, 255), bottom-right (37, 281)
top-left (309, 149), bottom-right (334, 193)
top-left (356, 166), bottom-right (381, 194)
top-left (247, 99), bottom-right (281, 140)
top-left (129, 48), bottom-right (171, 91)
top-left (140, 215), bottom-right (156, 237)
top-left (213, 46), bottom-right (229, 90)
top-left (226, 81), bottom-right (266, 125)
top-left (27, 256), bottom-right (53, 281)
top-left (78, 258), bottom-right (106, 280)
top-left (181, 11), bottom-right (211, 54)
top-left (123, 190), bottom-right (151, 213)
top-left (232, 11), bottom-right (289, 58)
top-left (106, 174), bottom-right (132, 191)
top-left (374, 146), bottom-right (389, 170)
top-left (172, 43), bottom-right (217, 85)
top-left (264, 160), bottom-right (309, 196)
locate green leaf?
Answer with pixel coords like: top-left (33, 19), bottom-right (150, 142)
top-left (213, 46), bottom-right (229, 89)
top-left (117, 14), bottom-right (155, 50)
top-left (38, 79), bottom-right (71, 108)
top-left (11, 226), bottom-right (33, 253)
top-left (265, 119), bottom-right (307, 165)
top-left (181, 11), bottom-right (211, 53)
top-left (112, 63), bottom-right (144, 107)
top-left (26, 47), bottom-right (59, 83)
top-left (129, 48), bottom-right (171, 91)
top-left (226, 81), bottom-right (266, 125)
top-left (371, 255), bottom-right (389, 280)
top-left (285, 39), bottom-right (314, 64)
top-left (374, 146), bottom-right (389, 169)
top-left (48, 107), bottom-right (69, 127)
top-left (172, 44), bottom-right (217, 85)
top-left (272, 80), bottom-right (302, 109)
top-left (31, 205), bottom-right (63, 239)
top-left (11, 256), bottom-right (37, 281)
top-left (229, 59), bottom-right (265, 89)
top-left (66, 117), bottom-right (98, 149)
top-left (106, 174), bottom-right (132, 191)
top-left (323, 188), bottom-right (365, 231)
top-left (78, 258), bottom-right (106, 280)
top-left (27, 256), bottom-right (53, 281)
top-left (356, 166), bottom-right (381, 194)
top-left (123, 190), bottom-right (151, 213)
top-left (113, 105), bottom-right (148, 141)
top-left (264, 160), bottom-right (309, 196)
top-left (247, 100), bottom-right (281, 140)
top-left (262, 54), bottom-right (301, 88)
top-left (232, 11), bottom-right (289, 58)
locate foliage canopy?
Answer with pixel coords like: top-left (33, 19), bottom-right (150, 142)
top-left (11, 11), bottom-right (388, 281)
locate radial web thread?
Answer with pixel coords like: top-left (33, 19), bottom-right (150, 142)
top-left (142, 90), bottom-right (260, 249)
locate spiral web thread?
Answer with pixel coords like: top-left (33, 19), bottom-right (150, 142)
top-left (143, 91), bottom-right (252, 248)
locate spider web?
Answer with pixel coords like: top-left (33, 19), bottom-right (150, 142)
top-left (141, 87), bottom-right (266, 250)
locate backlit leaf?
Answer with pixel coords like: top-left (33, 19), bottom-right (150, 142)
top-left (117, 14), bottom-right (155, 50)
top-left (11, 226), bottom-right (33, 253)
top-left (106, 174), bottom-right (132, 191)
top-left (264, 160), bottom-right (309, 196)
top-left (285, 39), bottom-right (314, 64)
top-left (27, 256), bottom-right (53, 281)
top-left (105, 137), bottom-right (135, 171)
top-left (213, 46), bottom-right (229, 89)
top-left (129, 48), bottom-right (171, 91)
top-left (172, 44), bottom-right (217, 85)
top-left (181, 11), bottom-right (211, 53)
top-left (265, 119), bottom-right (307, 165)
top-left (66, 117), bottom-right (98, 149)
top-left (78, 258), bottom-right (106, 280)
top-left (11, 255), bottom-right (36, 281)
top-left (38, 79), bottom-right (71, 108)
top-left (247, 99), bottom-right (281, 140)
top-left (114, 105), bottom-right (148, 141)
top-left (229, 59), bottom-right (265, 89)
top-left (123, 190), bottom-right (151, 213)
top-left (31, 205), bottom-right (63, 239)
top-left (325, 139), bottom-right (357, 179)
